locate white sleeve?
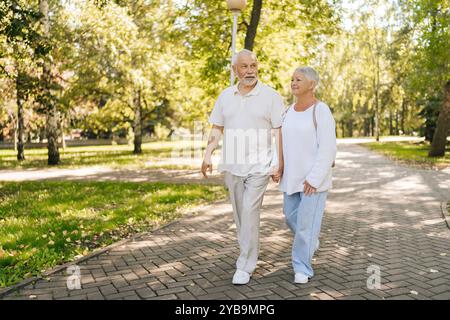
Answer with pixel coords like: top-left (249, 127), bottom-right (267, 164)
top-left (270, 93), bottom-right (285, 129)
top-left (208, 94), bottom-right (224, 126)
top-left (306, 104), bottom-right (337, 188)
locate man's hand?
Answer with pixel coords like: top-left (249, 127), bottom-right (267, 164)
top-left (303, 180), bottom-right (317, 196)
top-left (201, 160), bottom-right (213, 178)
top-left (201, 125), bottom-right (223, 178)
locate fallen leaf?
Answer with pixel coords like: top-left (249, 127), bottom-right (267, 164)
top-left (430, 269), bottom-right (439, 273)
top-left (62, 230), bottom-right (67, 236)
top-left (66, 237), bottom-right (72, 242)
top-left (42, 234), bottom-right (47, 239)
top-left (29, 295), bottom-right (37, 299)
top-left (48, 240), bottom-right (55, 246)
top-left (410, 290), bottom-right (418, 295)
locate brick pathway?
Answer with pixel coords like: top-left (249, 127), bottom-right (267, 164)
top-left (1, 144), bottom-right (449, 300)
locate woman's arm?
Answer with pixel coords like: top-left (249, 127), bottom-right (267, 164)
top-left (305, 104), bottom-right (337, 188)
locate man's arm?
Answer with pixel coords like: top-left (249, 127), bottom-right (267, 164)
top-left (271, 127), bottom-right (284, 182)
top-left (201, 124), bottom-right (224, 178)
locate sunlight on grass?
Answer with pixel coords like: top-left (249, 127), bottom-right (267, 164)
top-left (365, 141), bottom-right (449, 169)
top-left (0, 181), bottom-right (226, 288)
top-left (0, 140), bottom-right (206, 170)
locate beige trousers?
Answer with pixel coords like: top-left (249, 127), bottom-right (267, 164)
top-left (224, 172), bottom-right (270, 274)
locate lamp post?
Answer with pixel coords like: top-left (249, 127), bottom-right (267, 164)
top-left (226, 0), bottom-right (247, 85)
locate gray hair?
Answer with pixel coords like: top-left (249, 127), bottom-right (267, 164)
top-left (232, 49), bottom-right (258, 66)
top-left (295, 66), bottom-right (319, 85)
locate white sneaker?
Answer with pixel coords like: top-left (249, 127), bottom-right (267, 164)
top-left (294, 272), bottom-right (309, 284)
top-left (232, 270), bottom-right (251, 285)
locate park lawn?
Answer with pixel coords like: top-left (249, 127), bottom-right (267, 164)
top-left (365, 141), bottom-right (450, 169)
top-left (0, 140), bottom-right (205, 170)
top-left (0, 181), bottom-right (227, 288)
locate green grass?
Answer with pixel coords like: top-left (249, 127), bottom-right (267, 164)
top-left (364, 141), bottom-right (450, 169)
top-left (0, 181), bottom-right (226, 288)
top-left (0, 140), bottom-right (205, 170)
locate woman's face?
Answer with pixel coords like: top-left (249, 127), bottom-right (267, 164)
top-left (291, 71), bottom-right (314, 96)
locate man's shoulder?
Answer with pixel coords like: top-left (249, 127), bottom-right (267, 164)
top-left (218, 85), bottom-right (235, 98)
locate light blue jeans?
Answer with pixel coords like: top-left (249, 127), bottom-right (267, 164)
top-left (283, 191), bottom-right (328, 277)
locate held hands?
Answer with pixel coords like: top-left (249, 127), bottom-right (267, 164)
top-left (303, 180), bottom-right (317, 196)
top-left (271, 166), bottom-right (283, 183)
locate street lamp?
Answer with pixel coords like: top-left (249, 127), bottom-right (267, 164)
top-left (226, 0), bottom-right (247, 85)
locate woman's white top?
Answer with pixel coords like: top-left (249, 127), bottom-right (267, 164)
top-left (279, 101), bottom-right (337, 195)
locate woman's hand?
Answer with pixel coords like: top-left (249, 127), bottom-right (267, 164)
top-left (303, 180), bottom-right (317, 196)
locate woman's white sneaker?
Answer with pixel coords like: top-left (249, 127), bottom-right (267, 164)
top-left (232, 270), bottom-right (251, 285)
top-left (294, 272), bottom-right (309, 284)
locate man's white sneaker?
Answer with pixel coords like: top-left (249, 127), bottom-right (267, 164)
top-left (232, 270), bottom-right (251, 285)
top-left (294, 272), bottom-right (309, 284)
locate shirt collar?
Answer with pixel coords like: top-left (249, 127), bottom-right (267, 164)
top-left (233, 80), bottom-right (262, 96)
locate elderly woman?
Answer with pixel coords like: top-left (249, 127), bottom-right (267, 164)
top-left (272, 66), bottom-right (336, 284)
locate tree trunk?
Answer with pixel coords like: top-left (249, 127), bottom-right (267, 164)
top-left (363, 103), bottom-right (370, 136)
top-left (395, 110), bottom-right (399, 135)
top-left (40, 0), bottom-right (59, 165)
top-left (133, 88), bottom-right (142, 154)
top-left (429, 80), bottom-right (450, 157)
top-left (60, 114), bottom-right (66, 150)
top-left (401, 99), bottom-right (406, 134)
top-left (13, 117), bottom-right (17, 152)
top-left (389, 111), bottom-right (393, 136)
top-left (244, 0), bottom-right (262, 51)
top-left (371, 115), bottom-right (375, 137)
top-left (16, 73), bottom-right (25, 161)
top-left (348, 118), bottom-right (353, 137)
top-left (374, 77), bottom-right (380, 141)
top-left (47, 108), bottom-right (60, 164)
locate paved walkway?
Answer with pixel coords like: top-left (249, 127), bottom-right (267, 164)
top-left (1, 144), bottom-right (449, 300)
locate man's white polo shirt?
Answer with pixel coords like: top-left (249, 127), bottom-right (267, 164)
top-left (208, 81), bottom-right (285, 177)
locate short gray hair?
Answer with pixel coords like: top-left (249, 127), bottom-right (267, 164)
top-left (232, 49), bottom-right (258, 66)
top-left (295, 66), bottom-right (319, 85)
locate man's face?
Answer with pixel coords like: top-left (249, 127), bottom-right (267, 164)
top-left (233, 54), bottom-right (258, 86)
top-left (291, 71), bottom-right (315, 96)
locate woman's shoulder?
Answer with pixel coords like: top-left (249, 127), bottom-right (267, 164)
top-left (281, 103), bottom-right (295, 122)
top-left (316, 101), bottom-right (333, 115)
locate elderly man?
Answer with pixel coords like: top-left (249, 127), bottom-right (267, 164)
top-left (201, 49), bottom-right (285, 285)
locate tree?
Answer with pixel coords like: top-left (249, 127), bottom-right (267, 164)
top-left (38, 0), bottom-right (60, 165)
top-left (0, 0), bottom-right (47, 160)
top-left (429, 80), bottom-right (450, 156)
top-left (244, 0), bottom-right (262, 51)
